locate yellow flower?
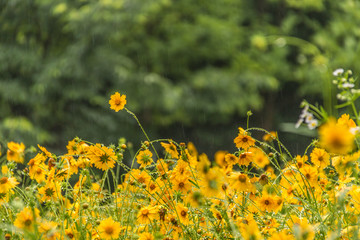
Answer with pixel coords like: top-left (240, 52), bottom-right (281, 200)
top-left (130, 169), bottom-right (152, 187)
top-left (139, 232), bottom-right (154, 240)
top-left (175, 203), bottom-right (190, 225)
top-left (109, 91), bottom-right (127, 112)
top-left (171, 176), bottom-right (192, 193)
top-left (215, 151), bottom-right (228, 168)
top-left (38, 180), bottom-right (62, 202)
top-left (268, 230), bottom-right (295, 240)
top-left (87, 144), bottom-right (117, 171)
top-left (299, 165), bottom-right (318, 186)
top-left (310, 148), bottom-right (330, 169)
top-left (228, 172), bottom-right (255, 193)
top-left (137, 205), bottom-right (159, 224)
top-left (249, 147), bottom-right (270, 169)
top-left (65, 227), bottom-right (78, 239)
top-left (39, 220), bottom-right (59, 240)
top-left (238, 151), bottom-right (253, 166)
top-left (7, 141), bottom-right (25, 163)
top-left (257, 194), bottom-right (276, 212)
top-left (224, 153), bottom-right (238, 166)
top-left (238, 215), bottom-right (262, 240)
top-left (136, 149), bottom-right (153, 168)
top-left (337, 113), bottom-right (356, 129)
top-left (38, 144), bottom-right (52, 158)
top-left (14, 207), bottom-right (40, 231)
top-left (187, 142), bottom-right (198, 157)
top-left (234, 131), bottom-right (255, 150)
top-left (98, 217), bottom-right (121, 240)
top-left (319, 118), bottom-right (354, 155)
top-left (172, 159), bottom-right (191, 178)
top-left (156, 159), bottom-right (168, 175)
top-left (161, 141), bottom-right (179, 159)
top-left (262, 131), bottom-right (278, 142)
top-left (0, 176), bottom-right (19, 193)
top-left (29, 163), bottom-right (48, 183)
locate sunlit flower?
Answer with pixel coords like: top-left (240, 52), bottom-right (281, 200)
top-left (109, 92), bottom-right (127, 112)
top-left (0, 176), bottom-right (19, 193)
top-left (228, 172), bottom-right (255, 193)
top-left (7, 141), bottom-right (25, 163)
top-left (234, 133), bottom-right (255, 150)
top-left (98, 217), bottom-right (121, 240)
top-left (238, 151), bottom-right (253, 166)
top-left (87, 143), bottom-right (117, 171)
top-left (161, 141), bottom-right (179, 159)
top-left (257, 194), bottom-right (276, 212)
top-left (130, 169), bottom-right (152, 187)
top-left (319, 118), bottom-right (354, 155)
top-left (39, 220), bottom-right (59, 240)
top-left (171, 176), bottom-right (192, 193)
top-left (139, 232), bottom-right (154, 240)
top-left (137, 206), bottom-right (159, 224)
top-left (310, 148), bottom-right (330, 169)
top-left (38, 180), bottom-right (62, 202)
top-left (38, 144), bottom-right (53, 158)
top-left (14, 207), bottom-right (40, 231)
top-left (175, 203), bottom-right (190, 225)
top-left (215, 151), bottom-right (228, 168)
top-left (249, 147), bottom-right (270, 168)
top-left (263, 131), bottom-right (278, 142)
top-left (224, 153), bottom-right (238, 166)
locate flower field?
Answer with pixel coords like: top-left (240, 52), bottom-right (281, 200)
top-left (2, 70), bottom-right (360, 239)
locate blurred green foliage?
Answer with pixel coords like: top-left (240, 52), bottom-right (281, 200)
top-left (1, 0), bottom-right (360, 155)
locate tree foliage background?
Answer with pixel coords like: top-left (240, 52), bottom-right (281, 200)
top-left (1, 0), bottom-right (360, 155)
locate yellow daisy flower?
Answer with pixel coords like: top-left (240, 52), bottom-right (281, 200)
top-left (98, 217), bottom-right (121, 240)
top-left (109, 92), bottom-right (127, 112)
top-left (7, 141), bottom-right (25, 163)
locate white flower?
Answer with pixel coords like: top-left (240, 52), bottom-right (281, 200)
top-left (307, 119), bottom-right (318, 130)
top-left (304, 113), bottom-right (315, 123)
top-left (295, 118), bottom-right (303, 129)
top-left (350, 126), bottom-right (360, 135)
top-left (333, 68), bottom-right (344, 76)
top-left (342, 83), bottom-right (355, 88)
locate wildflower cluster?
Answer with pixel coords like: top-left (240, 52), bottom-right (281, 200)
top-left (1, 81), bottom-right (360, 240)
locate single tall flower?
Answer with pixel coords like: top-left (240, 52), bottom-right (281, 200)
top-left (109, 92), bottom-right (127, 112)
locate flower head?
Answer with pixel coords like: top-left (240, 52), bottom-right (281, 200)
top-left (136, 149), bottom-right (153, 168)
top-left (234, 132), bottom-right (255, 150)
top-left (14, 207), bottom-right (40, 231)
top-left (109, 92), bottom-right (126, 112)
top-left (0, 176), bottom-right (19, 193)
top-left (98, 217), bottom-right (121, 240)
top-left (87, 144), bottom-right (117, 171)
top-left (319, 118), bottom-right (354, 155)
top-left (310, 148), bottom-right (330, 169)
top-left (7, 142), bottom-right (25, 163)
top-left (161, 141), bottom-right (179, 159)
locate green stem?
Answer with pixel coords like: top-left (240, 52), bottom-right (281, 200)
top-left (125, 108), bottom-right (159, 159)
top-left (351, 102), bottom-right (360, 126)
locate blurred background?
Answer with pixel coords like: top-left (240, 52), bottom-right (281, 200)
top-left (1, 0), bottom-right (360, 157)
